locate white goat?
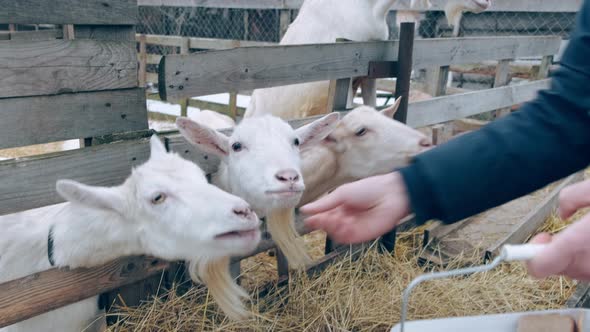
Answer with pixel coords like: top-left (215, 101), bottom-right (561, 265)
top-left (298, 98), bottom-right (432, 206)
top-left (0, 136), bottom-right (261, 331)
top-left (176, 113), bottom-right (339, 268)
top-left (244, 0), bottom-right (492, 120)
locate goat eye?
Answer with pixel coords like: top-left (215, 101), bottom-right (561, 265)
top-left (355, 128), bottom-right (367, 137)
top-left (231, 142), bottom-right (243, 152)
top-left (293, 138), bottom-right (300, 146)
top-left (151, 193), bottom-right (167, 205)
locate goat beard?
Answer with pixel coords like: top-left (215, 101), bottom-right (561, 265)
top-left (267, 208), bottom-right (312, 269)
top-left (188, 257), bottom-right (250, 320)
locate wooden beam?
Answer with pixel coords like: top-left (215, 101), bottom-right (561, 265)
top-left (381, 22), bottom-right (415, 252)
top-left (491, 59), bottom-right (512, 118)
top-left (75, 25), bottom-right (136, 41)
top-left (138, 35), bottom-right (147, 87)
top-left (407, 79), bottom-right (550, 128)
top-left (279, 9), bottom-right (291, 40)
top-left (159, 36), bottom-right (560, 100)
top-left (0, 0), bottom-right (137, 25)
top-left (189, 37), bottom-right (275, 50)
top-left (0, 138), bottom-right (152, 216)
top-left (0, 39), bottom-right (137, 98)
top-left (0, 256), bottom-right (169, 329)
top-left (137, 0), bottom-right (583, 12)
top-left (485, 172), bottom-right (584, 259)
top-left (0, 89), bottom-right (147, 150)
top-left (5, 29), bottom-right (62, 41)
top-left (536, 55), bottom-right (554, 80)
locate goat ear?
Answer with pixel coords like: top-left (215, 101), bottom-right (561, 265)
top-left (149, 134), bottom-right (167, 158)
top-left (56, 180), bottom-right (125, 214)
top-left (296, 112), bottom-right (340, 149)
top-left (176, 117), bottom-right (230, 158)
top-left (380, 97), bottom-right (402, 118)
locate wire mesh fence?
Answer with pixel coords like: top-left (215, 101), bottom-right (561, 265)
top-left (137, 6), bottom-right (576, 47)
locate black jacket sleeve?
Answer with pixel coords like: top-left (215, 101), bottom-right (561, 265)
top-left (398, 0), bottom-right (590, 225)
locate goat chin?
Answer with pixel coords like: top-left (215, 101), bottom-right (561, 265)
top-left (189, 257), bottom-right (250, 320)
top-left (267, 208), bottom-right (312, 269)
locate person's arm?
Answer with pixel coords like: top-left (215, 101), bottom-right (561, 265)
top-left (399, 0), bottom-right (590, 225)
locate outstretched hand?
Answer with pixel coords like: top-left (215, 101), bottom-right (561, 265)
top-left (526, 179), bottom-right (590, 280)
top-left (301, 172), bottom-right (411, 244)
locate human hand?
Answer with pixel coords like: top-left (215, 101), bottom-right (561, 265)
top-left (526, 179), bottom-right (590, 280)
top-left (300, 172), bottom-right (410, 244)
top-left (557, 178), bottom-right (590, 219)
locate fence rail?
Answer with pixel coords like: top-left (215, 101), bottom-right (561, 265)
top-left (159, 35), bottom-right (560, 100)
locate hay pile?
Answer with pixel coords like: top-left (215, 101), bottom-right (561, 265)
top-left (107, 214), bottom-right (580, 332)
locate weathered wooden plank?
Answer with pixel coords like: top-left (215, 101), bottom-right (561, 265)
top-left (492, 59), bottom-right (512, 118)
top-left (188, 37), bottom-right (275, 50)
top-left (7, 29), bottom-right (62, 41)
top-left (407, 79), bottom-right (550, 128)
top-left (566, 283), bottom-right (590, 308)
top-left (411, 36), bottom-right (561, 70)
top-left (0, 256), bottom-right (169, 329)
top-left (139, 35), bottom-right (148, 87)
top-left (486, 172), bottom-right (584, 258)
top-left (140, 34), bottom-right (184, 47)
top-left (75, 26), bottom-right (136, 41)
top-left (0, 39), bottom-right (137, 98)
top-left (0, 89), bottom-right (147, 150)
top-left (0, 0), bottom-right (137, 25)
top-left (0, 138), bottom-right (151, 216)
top-left (159, 36), bottom-right (560, 100)
top-left (137, 0), bottom-right (582, 12)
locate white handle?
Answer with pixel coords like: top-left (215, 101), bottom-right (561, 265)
top-left (501, 244), bottom-right (547, 261)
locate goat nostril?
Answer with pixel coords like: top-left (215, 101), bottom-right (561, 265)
top-left (233, 207), bottom-right (251, 218)
top-left (419, 138), bottom-right (432, 147)
top-left (275, 169), bottom-right (299, 183)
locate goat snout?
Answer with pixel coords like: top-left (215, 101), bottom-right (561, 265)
top-left (419, 137), bottom-right (433, 148)
top-left (275, 169), bottom-right (300, 183)
top-left (233, 205), bottom-right (255, 220)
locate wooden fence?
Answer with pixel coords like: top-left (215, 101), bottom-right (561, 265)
top-left (0, 5), bottom-right (564, 328)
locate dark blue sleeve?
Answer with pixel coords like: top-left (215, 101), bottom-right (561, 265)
top-left (399, 0), bottom-right (590, 225)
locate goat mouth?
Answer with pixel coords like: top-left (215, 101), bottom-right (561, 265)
top-left (265, 189), bottom-right (303, 196)
top-left (215, 229), bottom-right (259, 240)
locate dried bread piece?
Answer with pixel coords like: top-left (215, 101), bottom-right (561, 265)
top-left (517, 314), bottom-right (576, 332)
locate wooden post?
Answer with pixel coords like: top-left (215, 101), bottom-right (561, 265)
top-left (230, 261), bottom-right (241, 284)
top-left (536, 55), bottom-right (553, 80)
top-left (380, 22), bottom-right (415, 253)
top-left (8, 24), bottom-right (15, 32)
top-left (276, 248), bottom-right (289, 277)
top-left (425, 65), bottom-right (449, 97)
top-left (279, 9), bottom-right (290, 40)
top-left (491, 59), bottom-right (512, 119)
top-left (179, 37), bottom-right (190, 117)
top-left (138, 34), bottom-right (147, 88)
top-left (229, 92), bottom-right (238, 119)
top-left (243, 10), bottom-right (250, 40)
top-left (62, 24), bottom-right (75, 40)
